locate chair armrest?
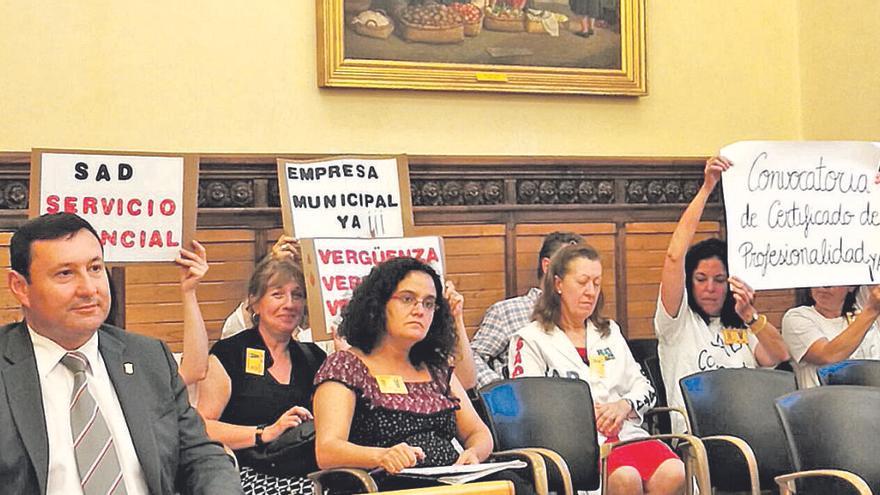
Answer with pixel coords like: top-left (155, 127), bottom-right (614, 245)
top-left (516, 447), bottom-right (573, 495)
top-left (601, 434), bottom-right (710, 495)
top-left (490, 448), bottom-right (549, 495)
top-left (701, 435), bottom-right (759, 495)
top-left (644, 406), bottom-right (691, 433)
top-left (373, 480), bottom-right (514, 495)
top-left (307, 467), bottom-right (378, 493)
top-left (775, 469), bottom-right (872, 495)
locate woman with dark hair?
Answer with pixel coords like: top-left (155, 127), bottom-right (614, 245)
top-left (782, 285), bottom-right (880, 388)
top-left (510, 244), bottom-right (685, 495)
top-left (654, 156), bottom-right (789, 433)
top-left (198, 255), bottom-right (326, 495)
top-left (313, 257), bottom-right (533, 493)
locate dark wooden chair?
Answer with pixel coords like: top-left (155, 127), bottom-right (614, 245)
top-left (680, 368), bottom-right (796, 494)
top-left (817, 359), bottom-right (880, 387)
top-left (775, 386), bottom-right (878, 494)
top-left (480, 376), bottom-right (711, 495)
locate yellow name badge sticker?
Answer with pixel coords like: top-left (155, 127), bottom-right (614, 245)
top-left (245, 348), bottom-right (266, 376)
top-left (721, 329), bottom-right (749, 346)
top-left (375, 375), bottom-right (408, 395)
top-left (590, 355), bottom-right (606, 378)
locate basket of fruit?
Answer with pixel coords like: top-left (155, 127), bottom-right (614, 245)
top-left (449, 2), bottom-right (483, 37)
top-left (398, 4), bottom-right (465, 44)
top-left (483, 5), bottom-right (525, 32)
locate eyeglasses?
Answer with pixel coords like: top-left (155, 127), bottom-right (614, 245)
top-left (390, 293), bottom-right (437, 312)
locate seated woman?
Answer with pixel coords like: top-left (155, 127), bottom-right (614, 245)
top-left (198, 255), bottom-right (326, 495)
top-left (655, 156), bottom-right (789, 433)
top-left (509, 244), bottom-right (685, 495)
top-left (782, 285), bottom-right (880, 388)
top-left (313, 257), bottom-right (534, 494)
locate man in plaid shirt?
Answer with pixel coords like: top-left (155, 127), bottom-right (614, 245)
top-left (471, 232), bottom-right (584, 388)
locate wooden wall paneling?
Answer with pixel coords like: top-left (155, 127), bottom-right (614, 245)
top-left (514, 223), bottom-right (618, 321)
top-left (125, 229), bottom-right (255, 351)
top-left (412, 224), bottom-right (506, 338)
top-left (0, 233), bottom-right (20, 325)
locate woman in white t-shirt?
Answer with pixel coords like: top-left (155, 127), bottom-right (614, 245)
top-left (782, 285), bottom-right (880, 388)
top-left (654, 156), bottom-right (790, 433)
top-left (511, 244), bottom-right (685, 495)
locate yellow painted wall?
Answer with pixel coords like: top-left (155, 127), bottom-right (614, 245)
top-left (0, 1), bottom-right (801, 156)
top-left (798, 0), bottom-right (880, 140)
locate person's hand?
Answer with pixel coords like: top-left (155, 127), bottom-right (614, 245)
top-left (454, 448), bottom-right (481, 465)
top-left (271, 235), bottom-right (301, 263)
top-left (704, 156), bottom-right (733, 192)
top-left (728, 276), bottom-right (757, 322)
top-left (263, 406), bottom-right (313, 443)
top-left (177, 240), bottom-right (208, 294)
top-left (376, 443), bottom-right (425, 474)
top-left (330, 325), bottom-right (351, 353)
top-left (595, 400), bottom-right (631, 437)
top-left (444, 280), bottom-right (465, 322)
top-left (864, 285), bottom-right (880, 314)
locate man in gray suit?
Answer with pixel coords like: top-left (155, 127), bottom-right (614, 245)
top-left (0, 213), bottom-right (242, 494)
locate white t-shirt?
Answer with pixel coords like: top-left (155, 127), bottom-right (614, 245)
top-left (782, 301), bottom-right (880, 389)
top-left (654, 288), bottom-right (758, 433)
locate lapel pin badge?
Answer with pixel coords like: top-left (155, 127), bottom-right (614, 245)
top-left (124, 362), bottom-right (134, 375)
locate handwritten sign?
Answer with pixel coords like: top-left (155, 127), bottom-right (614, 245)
top-left (277, 155), bottom-right (413, 239)
top-left (721, 141), bottom-right (880, 290)
top-left (30, 149), bottom-right (198, 263)
top-left (301, 236), bottom-right (445, 340)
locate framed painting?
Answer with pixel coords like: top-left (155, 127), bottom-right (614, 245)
top-left (317, 0), bottom-right (646, 95)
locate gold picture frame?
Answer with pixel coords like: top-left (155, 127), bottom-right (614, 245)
top-left (317, 0), bottom-right (646, 95)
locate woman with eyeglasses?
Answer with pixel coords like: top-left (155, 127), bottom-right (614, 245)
top-left (782, 285), bottom-right (880, 388)
top-left (198, 255), bottom-right (326, 495)
top-left (313, 257), bottom-right (534, 493)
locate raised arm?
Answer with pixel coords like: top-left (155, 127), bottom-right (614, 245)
top-left (659, 156), bottom-right (730, 317)
top-left (801, 285), bottom-right (880, 365)
top-left (177, 240), bottom-right (210, 386)
top-left (313, 380), bottom-right (424, 473)
top-left (445, 280), bottom-right (477, 389)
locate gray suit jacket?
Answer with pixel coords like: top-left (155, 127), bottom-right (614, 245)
top-left (0, 322), bottom-right (243, 495)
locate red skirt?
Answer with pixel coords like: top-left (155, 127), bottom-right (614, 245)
top-left (605, 439), bottom-right (679, 482)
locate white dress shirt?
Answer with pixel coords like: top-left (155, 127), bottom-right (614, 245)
top-left (28, 327), bottom-right (149, 495)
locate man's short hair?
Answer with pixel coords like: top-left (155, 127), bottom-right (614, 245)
top-left (10, 213), bottom-right (102, 281)
top-left (536, 231), bottom-right (584, 280)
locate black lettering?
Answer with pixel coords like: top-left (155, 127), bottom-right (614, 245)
top-left (95, 164), bottom-right (111, 182)
top-left (118, 163), bottom-right (133, 180)
top-left (74, 162), bottom-right (89, 180)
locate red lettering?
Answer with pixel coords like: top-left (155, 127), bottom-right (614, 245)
top-left (140, 230), bottom-right (146, 247)
top-left (120, 230), bottom-right (135, 248)
top-left (46, 195), bottom-right (60, 214)
top-left (101, 230), bottom-right (117, 246)
top-left (359, 251), bottom-right (372, 265)
top-left (127, 199), bottom-right (141, 216)
top-left (159, 199), bottom-right (176, 216)
top-left (63, 196), bottom-right (77, 213)
top-left (325, 299), bottom-right (348, 317)
top-left (425, 247), bottom-right (439, 264)
top-left (148, 230), bottom-right (163, 247)
top-left (318, 250), bottom-right (334, 265)
top-left (101, 198), bottom-right (115, 215)
top-left (345, 249), bottom-right (357, 264)
top-left (82, 196), bottom-right (98, 214)
top-left (513, 353), bottom-right (522, 366)
top-left (512, 365), bottom-right (523, 378)
top-left (331, 250), bottom-right (343, 264)
top-left (348, 276), bottom-right (362, 290)
top-left (516, 338), bottom-right (524, 350)
top-left (321, 276), bottom-right (335, 291)
top-left (165, 230), bottom-right (179, 247)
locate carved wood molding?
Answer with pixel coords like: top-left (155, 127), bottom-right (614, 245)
top-left (0, 153), bottom-right (720, 228)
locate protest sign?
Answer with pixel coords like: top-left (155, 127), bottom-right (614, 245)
top-left (300, 236), bottom-right (445, 340)
top-left (30, 149), bottom-right (199, 263)
top-left (277, 155), bottom-right (413, 239)
top-left (721, 141), bottom-right (880, 290)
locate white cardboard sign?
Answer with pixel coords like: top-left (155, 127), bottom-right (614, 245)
top-left (277, 155), bottom-right (413, 239)
top-left (721, 141), bottom-right (880, 290)
top-left (301, 236), bottom-right (445, 340)
top-left (31, 150), bottom-right (197, 263)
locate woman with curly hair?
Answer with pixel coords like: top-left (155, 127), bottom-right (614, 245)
top-left (313, 257), bottom-right (533, 493)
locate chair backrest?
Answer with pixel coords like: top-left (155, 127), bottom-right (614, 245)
top-left (680, 368), bottom-right (796, 491)
top-left (817, 359), bottom-right (880, 386)
top-left (776, 386), bottom-right (880, 494)
top-left (479, 377), bottom-right (600, 491)
top-left (642, 355), bottom-right (671, 434)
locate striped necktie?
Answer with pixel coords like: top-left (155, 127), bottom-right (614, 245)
top-left (60, 351), bottom-right (127, 495)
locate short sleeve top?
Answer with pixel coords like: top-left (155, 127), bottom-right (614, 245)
top-left (314, 350), bottom-right (461, 467)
